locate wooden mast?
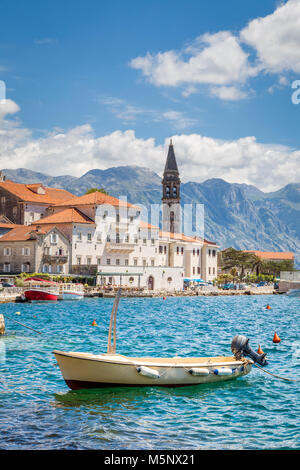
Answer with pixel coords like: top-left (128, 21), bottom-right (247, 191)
top-left (107, 288), bottom-right (122, 354)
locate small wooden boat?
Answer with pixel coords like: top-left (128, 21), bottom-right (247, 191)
top-left (59, 283), bottom-right (84, 300)
top-left (24, 277), bottom-right (59, 302)
top-left (54, 290), bottom-right (266, 390)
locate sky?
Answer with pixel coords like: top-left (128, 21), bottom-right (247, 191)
top-left (1, 0), bottom-right (300, 191)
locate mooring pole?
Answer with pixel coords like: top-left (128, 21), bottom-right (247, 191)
top-left (107, 288), bottom-right (122, 354)
top-left (0, 314), bottom-right (5, 335)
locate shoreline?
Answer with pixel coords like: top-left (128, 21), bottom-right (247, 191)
top-left (0, 288), bottom-right (279, 303)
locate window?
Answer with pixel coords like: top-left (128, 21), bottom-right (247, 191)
top-left (134, 237), bottom-right (138, 244)
top-left (77, 232), bottom-right (82, 242)
top-left (193, 267), bottom-right (195, 274)
top-left (97, 258), bottom-right (101, 265)
top-left (197, 249), bottom-right (200, 256)
top-left (143, 259), bottom-right (146, 267)
top-left (151, 238), bottom-right (155, 245)
top-left (125, 259), bottom-right (129, 266)
top-left (86, 257), bottom-right (91, 265)
top-left (116, 233), bottom-right (120, 243)
top-left (4, 263), bottom-right (10, 272)
top-left (77, 257), bottom-right (81, 265)
top-left (43, 264), bottom-right (48, 273)
top-left (22, 247), bottom-right (30, 256)
top-left (164, 246), bottom-right (167, 254)
top-left (151, 259), bottom-right (155, 267)
top-left (134, 258), bottom-right (138, 266)
top-left (21, 263), bottom-right (30, 273)
top-left (143, 238), bottom-right (147, 245)
top-left (197, 267), bottom-right (200, 274)
top-left (193, 249), bottom-right (195, 256)
top-left (4, 247), bottom-right (11, 256)
top-left (125, 234), bottom-right (129, 243)
top-left (30, 212), bottom-right (34, 222)
top-left (181, 247), bottom-right (184, 254)
top-left (208, 249), bottom-right (211, 256)
top-left (87, 233), bottom-right (92, 242)
top-left (212, 250), bottom-right (216, 257)
top-left (51, 233), bottom-right (58, 244)
top-left (107, 234), bottom-right (111, 242)
top-left (116, 214), bottom-right (120, 223)
top-left (58, 265), bottom-right (64, 273)
top-left (129, 217), bottom-right (134, 223)
top-left (97, 232), bottom-right (102, 242)
top-left (1, 196), bottom-right (6, 204)
top-left (116, 259), bottom-right (120, 265)
top-left (177, 247), bottom-right (179, 255)
top-left (107, 259), bottom-right (111, 265)
top-left (159, 246), bottom-right (163, 254)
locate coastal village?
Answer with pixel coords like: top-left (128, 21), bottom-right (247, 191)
top-left (0, 141), bottom-right (297, 299)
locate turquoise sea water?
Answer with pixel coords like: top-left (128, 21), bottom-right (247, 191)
top-left (0, 294), bottom-right (299, 450)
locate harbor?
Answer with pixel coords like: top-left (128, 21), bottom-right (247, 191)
top-left (0, 294), bottom-right (298, 449)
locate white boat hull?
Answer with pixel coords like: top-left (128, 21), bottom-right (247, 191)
top-left (53, 350), bottom-right (252, 389)
top-left (61, 292), bottom-right (84, 300)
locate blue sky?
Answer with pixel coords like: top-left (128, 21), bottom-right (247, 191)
top-left (1, 0), bottom-right (300, 191)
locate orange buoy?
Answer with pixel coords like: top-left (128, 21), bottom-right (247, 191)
top-left (266, 304), bottom-right (271, 310)
top-left (91, 319), bottom-right (97, 326)
top-left (257, 345), bottom-right (264, 354)
top-left (163, 296), bottom-right (166, 300)
top-left (273, 331), bottom-right (281, 343)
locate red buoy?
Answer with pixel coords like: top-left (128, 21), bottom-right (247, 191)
top-left (92, 319), bottom-right (97, 326)
top-left (273, 331), bottom-right (281, 343)
top-left (266, 304), bottom-right (271, 310)
top-left (257, 345), bottom-right (264, 354)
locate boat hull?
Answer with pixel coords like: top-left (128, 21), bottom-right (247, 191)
top-left (24, 289), bottom-right (59, 302)
top-left (53, 351), bottom-right (252, 389)
top-left (61, 292), bottom-right (84, 300)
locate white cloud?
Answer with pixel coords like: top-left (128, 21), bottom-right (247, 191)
top-left (210, 86), bottom-right (249, 101)
top-left (0, 99), bottom-right (20, 120)
top-left (130, 31), bottom-right (257, 95)
top-left (0, 109), bottom-right (300, 192)
top-left (131, 0), bottom-right (300, 99)
top-left (241, 0), bottom-right (300, 74)
top-left (98, 95), bottom-right (197, 130)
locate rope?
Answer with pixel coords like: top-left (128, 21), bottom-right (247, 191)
top-left (3, 313), bottom-right (42, 335)
top-left (253, 363), bottom-right (298, 382)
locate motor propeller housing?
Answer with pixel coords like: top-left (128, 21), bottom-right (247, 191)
top-left (231, 335), bottom-right (268, 366)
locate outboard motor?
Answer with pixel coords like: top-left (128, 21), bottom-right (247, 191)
top-left (231, 335), bottom-right (268, 366)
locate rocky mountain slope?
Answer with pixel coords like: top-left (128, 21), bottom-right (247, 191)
top-left (3, 166), bottom-right (300, 264)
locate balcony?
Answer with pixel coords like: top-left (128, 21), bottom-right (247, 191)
top-left (106, 242), bottom-right (135, 253)
top-left (42, 254), bottom-right (68, 264)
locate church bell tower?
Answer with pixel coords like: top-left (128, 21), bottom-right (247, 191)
top-left (162, 140), bottom-right (181, 234)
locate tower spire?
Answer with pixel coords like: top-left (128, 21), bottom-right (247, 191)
top-left (162, 140), bottom-right (181, 234)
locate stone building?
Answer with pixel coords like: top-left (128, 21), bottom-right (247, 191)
top-left (0, 178), bottom-right (76, 225)
top-left (0, 225), bottom-right (71, 274)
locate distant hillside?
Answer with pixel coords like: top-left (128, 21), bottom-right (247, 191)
top-left (2, 166), bottom-right (300, 265)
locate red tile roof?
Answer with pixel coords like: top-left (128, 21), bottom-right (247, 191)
top-left (31, 208), bottom-right (95, 225)
top-left (0, 225), bottom-right (49, 242)
top-left (53, 190), bottom-right (138, 208)
top-left (0, 180), bottom-right (76, 204)
top-left (244, 250), bottom-right (294, 260)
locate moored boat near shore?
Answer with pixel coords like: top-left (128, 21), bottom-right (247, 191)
top-left (54, 289), bottom-right (267, 390)
top-left (59, 283), bottom-right (84, 300)
top-left (24, 277), bottom-right (59, 302)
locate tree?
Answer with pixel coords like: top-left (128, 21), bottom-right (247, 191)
top-left (85, 187), bottom-right (109, 195)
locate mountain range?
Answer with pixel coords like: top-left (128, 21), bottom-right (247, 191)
top-left (2, 166), bottom-right (300, 265)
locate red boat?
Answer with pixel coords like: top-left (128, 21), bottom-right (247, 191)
top-left (24, 277), bottom-right (59, 302)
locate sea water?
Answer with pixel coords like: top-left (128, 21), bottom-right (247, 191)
top-left (0, 294), bottom-right (299, 450)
